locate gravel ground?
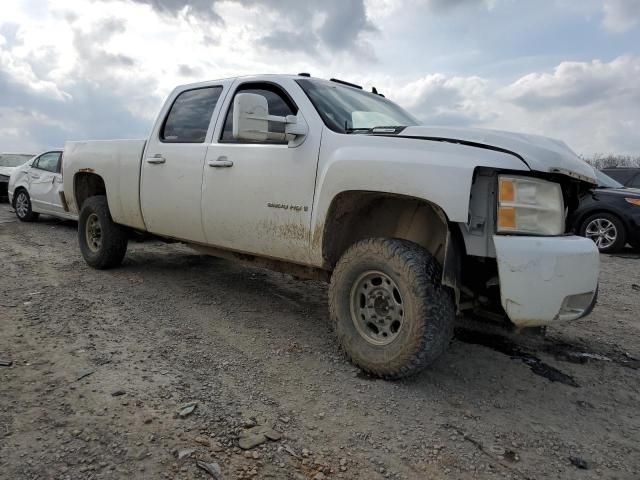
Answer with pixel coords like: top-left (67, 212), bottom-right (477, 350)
top-left (1, 202), bottom-right (639, 480)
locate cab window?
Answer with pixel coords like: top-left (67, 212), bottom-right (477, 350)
top-left (161, 86), bottom-right (223, 143)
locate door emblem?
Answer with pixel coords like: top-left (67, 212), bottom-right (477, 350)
top-left (267, 202), bottom-right (308, 212)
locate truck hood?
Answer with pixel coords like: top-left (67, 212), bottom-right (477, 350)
top-left (397, 126), bottom-right (596, 184)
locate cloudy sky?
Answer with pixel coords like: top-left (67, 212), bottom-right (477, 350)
top-left (1, 0), bottom-right (639, 155)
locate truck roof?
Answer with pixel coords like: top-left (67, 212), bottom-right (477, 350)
top-left (175, 73), bottom-right (366, 92)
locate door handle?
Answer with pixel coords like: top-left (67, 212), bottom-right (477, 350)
top-left (208, 156), bottom-right (233, 168)
top-left (146, 154), bottom-right (166, 164)
top-left (31, 173), bottom-right (40, 179)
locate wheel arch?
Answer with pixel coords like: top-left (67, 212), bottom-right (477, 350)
top-left (319, 190), bottom-right (465, 304)
top-left (73, 172), bottom-right (107, 212)
top-left (320, 190), bottom-right (460, 267)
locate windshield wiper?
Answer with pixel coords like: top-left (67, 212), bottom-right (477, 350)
top-left (344, 127), bottom-right (371, 134)
top-left (344, 125), bottom-right (405, 134)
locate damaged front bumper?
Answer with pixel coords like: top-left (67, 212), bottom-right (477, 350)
top-left (493, 235), bottom-right (599, 327)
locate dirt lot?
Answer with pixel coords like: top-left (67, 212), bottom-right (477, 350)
top-left (1, 203), bottom-right (639, 480)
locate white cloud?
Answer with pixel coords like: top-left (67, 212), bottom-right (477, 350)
top-left (501, 56), bottom-right (640, 109)
top-left (389, 74), bottom-right (495, 125)
top-left (372, 56), bottom-right (640, 155)
top-left (603, 0), bottom-right (640, 32)
top-left (0, 0), bottom-right (639, 157)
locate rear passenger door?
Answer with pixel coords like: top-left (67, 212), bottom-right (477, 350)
top-left (140, 82), bottom-right (231, 242)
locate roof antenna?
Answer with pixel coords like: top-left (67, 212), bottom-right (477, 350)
top-left (372, 87), bottom-right (378, 94)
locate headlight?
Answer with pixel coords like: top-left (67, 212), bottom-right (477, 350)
top-left (497, 175), bottom-right (564, 235)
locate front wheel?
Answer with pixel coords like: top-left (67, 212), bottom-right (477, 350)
top-left (14, 190), bottom-right (39, 222)
top-left (78, 195), bottom-right (128, 269)
top-left (329, 238), bottom-right (455, 379)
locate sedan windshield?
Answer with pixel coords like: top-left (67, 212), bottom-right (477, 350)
top-left (595, 169), bottom-right (624, 189)
top-left (297, 79), bottom-right (419, 133)
top-left (0, 154), bottom-right (34, 167)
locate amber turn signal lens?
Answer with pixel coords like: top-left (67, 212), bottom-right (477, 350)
top-left (625, 198), bottom-right (640, 207)
top-left (498, 206), bottom-right (516, 229)
top-left (499, 179), bottom-right (515, 203)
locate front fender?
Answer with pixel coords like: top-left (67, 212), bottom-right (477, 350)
top-left (309, 130), bottom-right (529, 263)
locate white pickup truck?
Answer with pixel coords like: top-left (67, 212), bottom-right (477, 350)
top-left (63, 74), bottom-right (599, 378)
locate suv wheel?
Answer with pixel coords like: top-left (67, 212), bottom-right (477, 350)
top-left (580, 212), bottom-right (626, 253)
top-left (14, 190), bottom-right (39, 222)
top-left (329, 238), bottom-right (455, 379)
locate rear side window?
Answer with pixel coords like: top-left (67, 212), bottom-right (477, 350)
top-left (34, 152), bottom-right (61, 173)
top-left (161, 87), bottom-right (223, 143)
top-left (629, 174), bottom-right (640, 188)
top-left (603, 169), bottom-right (634, 185)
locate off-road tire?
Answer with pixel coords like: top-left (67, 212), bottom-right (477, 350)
top-left (14, 189), bottom-right (39, 222)
top-left (329, 238), bottom-right (455, 379)
top-left (78, 195), bottom-right (128, 269)
top-left (579, 212), bottom-right (627, 254)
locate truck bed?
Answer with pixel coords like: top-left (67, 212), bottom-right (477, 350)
top-left (63, 139), bottom-right (147, 230)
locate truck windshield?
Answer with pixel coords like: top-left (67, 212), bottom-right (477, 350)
top-left (296, 79), bottom-right (419, 134)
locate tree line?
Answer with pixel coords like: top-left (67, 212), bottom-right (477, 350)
top-left (583, 154), bottom-right (640, 169)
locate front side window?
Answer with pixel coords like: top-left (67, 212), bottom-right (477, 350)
top-left (161, 86), bottom-right (223, 143)
top-left (220, 85), bottom-right (297, 145)
top-left (296, 79), bottom-right (419, 133)
top-left (34, 152), bottom-right (61, 173)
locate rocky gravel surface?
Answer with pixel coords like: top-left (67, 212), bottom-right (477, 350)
top-left (1, 203), bottom-right (639, 480)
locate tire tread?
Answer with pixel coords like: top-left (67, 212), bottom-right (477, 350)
top-left (329, 238), bottom-right (455, 379)
top-left (78, 195), bottom-right (128, 269)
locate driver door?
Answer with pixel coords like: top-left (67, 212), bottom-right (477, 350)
top-left (201, 81), bottom-right (321, 264)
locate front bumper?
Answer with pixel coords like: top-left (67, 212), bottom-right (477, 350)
top-left (493, 235), bottom-right (599, 327)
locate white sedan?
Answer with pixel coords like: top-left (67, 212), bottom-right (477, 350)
top-left (8, 150), bottom-right (77, 222)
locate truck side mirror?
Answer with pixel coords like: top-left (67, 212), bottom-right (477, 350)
top-left (233, 93), bottom-right (269, 142)
top-left (232, 92), bottom-right (308, 145)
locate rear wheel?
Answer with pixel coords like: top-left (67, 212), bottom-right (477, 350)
top-left (78, 195), bottom-right (128, 269)
top-left (580, 212), bottom-right (626, 253)
top-left (14, 190), bottom-right (39, 222)
top-left (329, 238), bottom-right (455, 379)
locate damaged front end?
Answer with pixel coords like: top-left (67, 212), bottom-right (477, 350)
top-left (457, 167), bottom-right (599, 328)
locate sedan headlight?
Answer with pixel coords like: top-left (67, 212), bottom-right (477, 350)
top-left (497, 175), bottom-right (564, 235)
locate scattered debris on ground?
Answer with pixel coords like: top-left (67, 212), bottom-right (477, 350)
top-left (1, 205), bottom-right (639, 479)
